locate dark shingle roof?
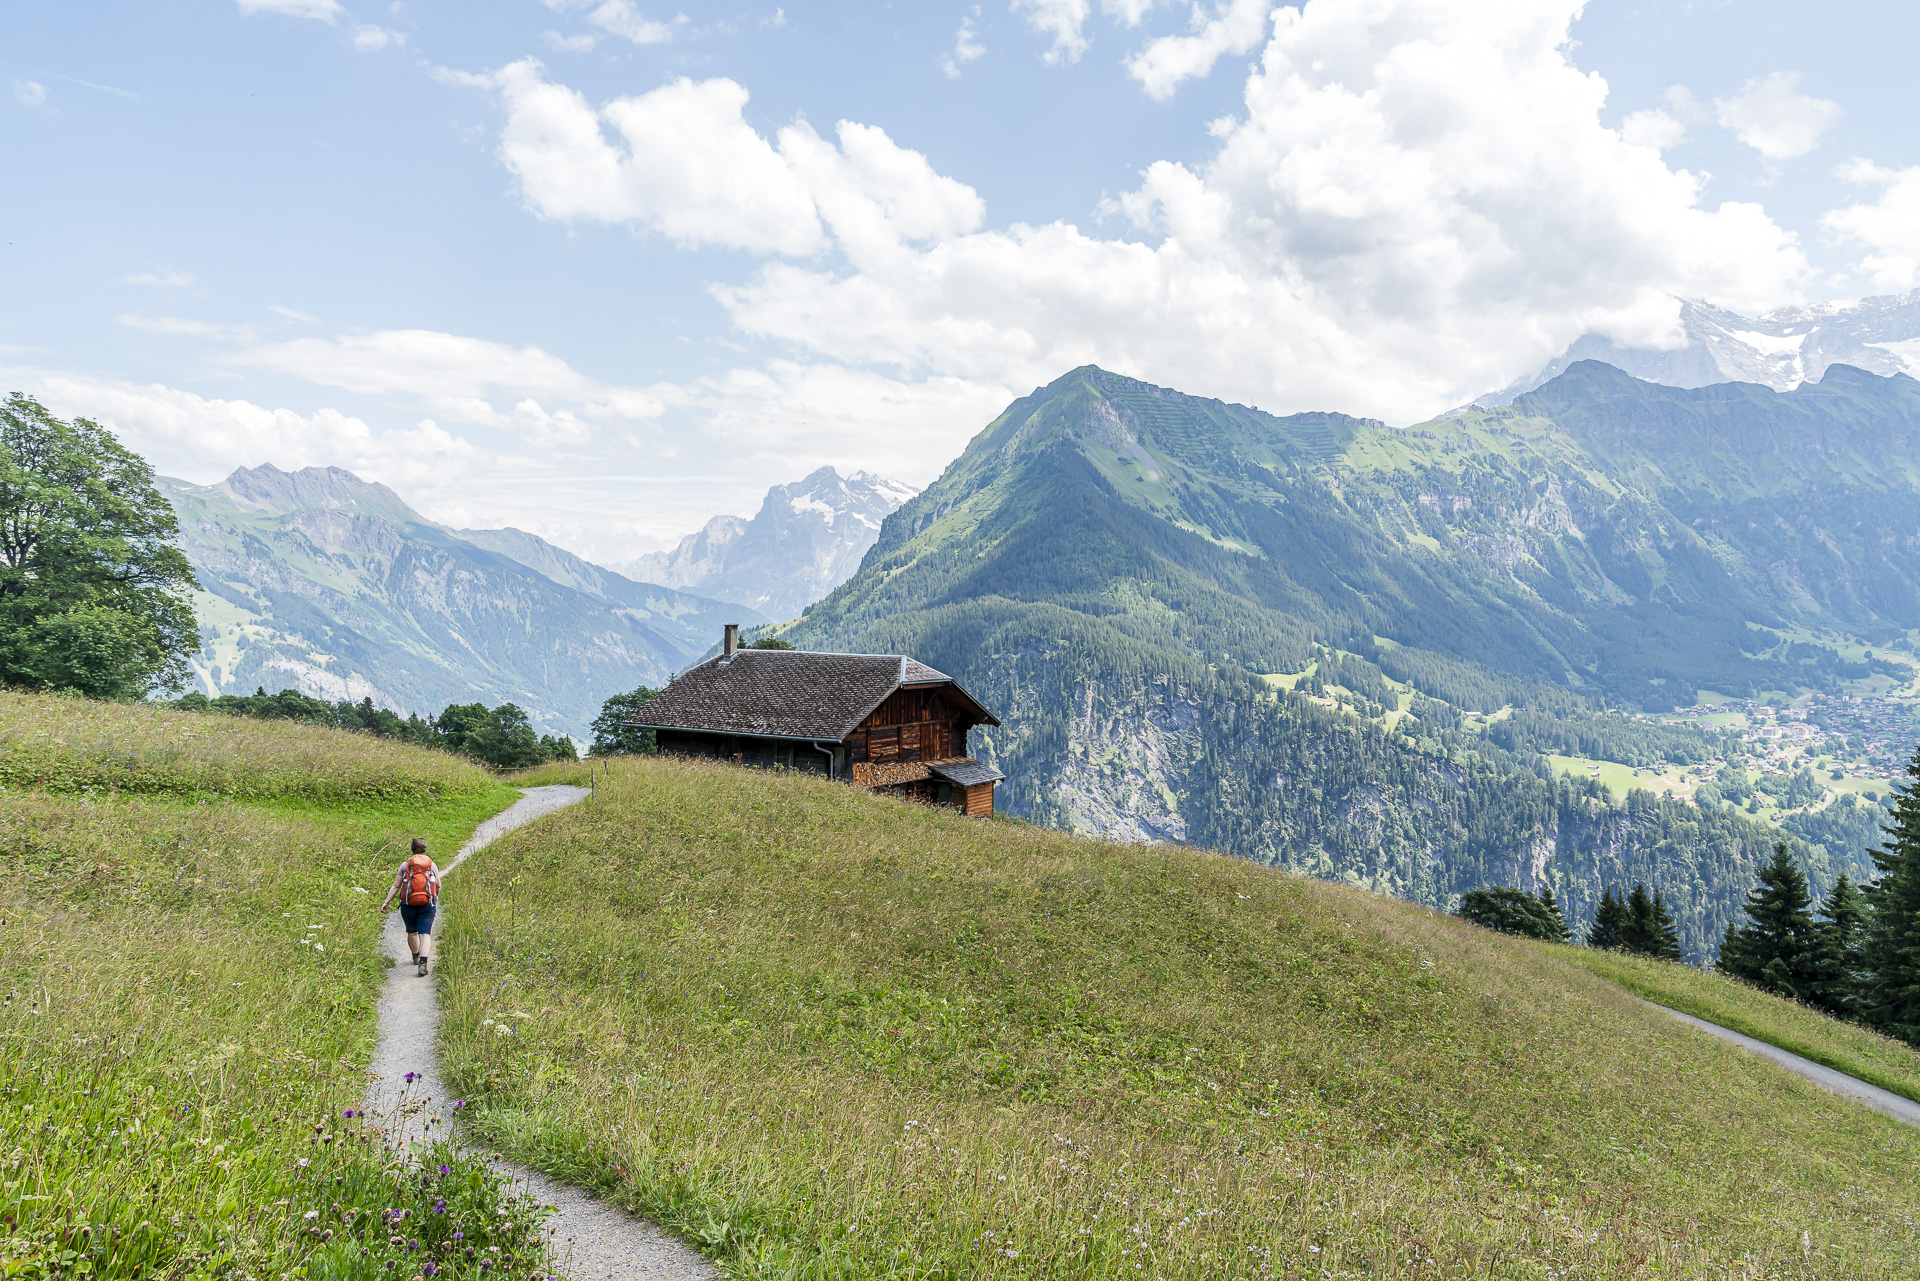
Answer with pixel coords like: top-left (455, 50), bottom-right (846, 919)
top-left (631, 650), bottom-right (998, 740)
top-left (928, 758), bottom-right (1006, 787)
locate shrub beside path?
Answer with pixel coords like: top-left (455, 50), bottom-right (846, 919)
top-left (364, 785), bottom-right (716, 1281)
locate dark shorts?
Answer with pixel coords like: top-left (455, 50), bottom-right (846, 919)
top-left (399, 902), bottom-right (437, 936)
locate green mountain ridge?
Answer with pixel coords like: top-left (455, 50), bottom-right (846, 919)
top-left (790, 362), bottom-right (1920, 955)
top-left (164, 464), bottom-right (761, 737)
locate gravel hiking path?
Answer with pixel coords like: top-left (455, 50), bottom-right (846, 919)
top-left (1655, 1004), bottom-right (1920, 1129)
top-left (365, 785), bottom-right (717, 1280)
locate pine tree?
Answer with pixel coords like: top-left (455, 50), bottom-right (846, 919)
top-left (1620, 884), bottom-right (1684, 961)
top-left (1864, 751), bottom-right (1920, 1042)
top-left (1587, 887), bottom-right (1627, 950)
top-left (1809, 873), bottom-right (1868, 1019)
top-left (1650, 890), bottom-right (1684, 961)
top-left (1538, 884), bottom-right (1572, 943)
top-left (1718, 844), bottom-right (1819, 1000)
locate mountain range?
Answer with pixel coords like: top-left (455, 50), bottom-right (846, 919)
top-left (788, 361), bottom-right (1920, 956)
top-left (1482, 289), bottom-right (1920, 405)
top-left (162, 464), bottom-right (760, 736)
top-left (614, 467), bottom-right (918, 622)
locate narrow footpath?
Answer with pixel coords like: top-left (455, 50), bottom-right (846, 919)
top-left (364, 785), bottom-right (716, 1281)
top-left (1654, 1004), bottom-right (1920, 1129)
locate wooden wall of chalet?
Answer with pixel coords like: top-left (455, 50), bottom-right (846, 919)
top-left (847, 687), bottom-right (974, 765)
top-left (958, 782), bottom-right (994, 816)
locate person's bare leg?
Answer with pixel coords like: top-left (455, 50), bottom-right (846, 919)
top-left (417, 929), bottom-right (432, 970)
top-left (405, 931), bottom-right (421, 961)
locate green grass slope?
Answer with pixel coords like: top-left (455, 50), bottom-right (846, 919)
top-left (1561, 948), bottom-right (1920, 1105)
top-left (0, 696), bottom-right (550, 1276)
top-left (441, 757), bottom-right (1920, 1280)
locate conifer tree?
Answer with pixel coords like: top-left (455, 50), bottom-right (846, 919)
top-left (1809, 873), bottom-right (1868, 1018)
top-left (1620, 884), bottom-right (1684, 960)
top-left (1864, 752), bottom-right (1920, 1042)
top-left (1718, 844), bottom-right (1819, 999)
top-left (1587, 887), bottom-right (1627, 950)
top-left (1651, 889), bottom-right (1684, 961)
top-left (1538, 884), bottom-right (1572, 943)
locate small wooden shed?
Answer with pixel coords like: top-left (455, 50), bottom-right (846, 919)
top-left (630, 628), bottom-right (1005, 814)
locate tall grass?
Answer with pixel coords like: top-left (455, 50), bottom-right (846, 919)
top-left (441, 756), bottom-right (1920, 1280)
top-left (0, 690), bottom-right (492, 803)
top-left (0, 779), bottom-right (550, 1276)
top-left (1559, 947), bottom-right (1920, 1104)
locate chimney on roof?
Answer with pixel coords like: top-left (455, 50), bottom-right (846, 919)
top-left (722, 622), bottom-right (739, 660)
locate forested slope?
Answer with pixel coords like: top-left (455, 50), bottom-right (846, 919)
top-left (790, 363), bottom-right (1920, 954)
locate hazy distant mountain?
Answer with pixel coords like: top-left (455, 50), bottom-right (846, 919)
top-left (616, 466), bottom-right (919, 622)
top-left (163, 464), bottom-right (757, 736)
top-left (1478, 289), bottom-right (1920, 406)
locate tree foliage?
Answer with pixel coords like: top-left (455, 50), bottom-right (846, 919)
top-left (1863, 764), bottom-right (1920, 1042)
top-left (590, 686), bottom-right (660, 756)
top-left (1717, 845), bottom-right (1820, 1000)
top-left (170, 687), bottom-right (575, 768)
top-left (1459, 886), bottom-right (1570, 942)
top-left (0, 394), bottom-right (198, 697)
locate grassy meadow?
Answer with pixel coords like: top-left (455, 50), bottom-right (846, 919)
top-left (440, 756), bottom-right (1920, 1281)
top-left (1558, 948), bottom-right (1920, 1105)
top-left (0, 694), bottom-right (552, 1277)
top-left (0, 688), bottom-right (483, 803)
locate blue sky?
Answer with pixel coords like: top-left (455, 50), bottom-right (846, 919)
top-left (4, 0), bottom-right (1916, 564)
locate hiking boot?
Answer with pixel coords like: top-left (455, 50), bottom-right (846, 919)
top-left (417, 955), bottom-right (429, 977)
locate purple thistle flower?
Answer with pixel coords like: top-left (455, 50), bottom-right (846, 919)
top-left (438, 1164), bottom-right (451, 1175)
top-left (403, 1072), bottom-right (420, 1083)
top-left (450, 1100), bottom-right (466, 1110)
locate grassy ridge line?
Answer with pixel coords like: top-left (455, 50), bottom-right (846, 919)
top-left (1558, 947), bottom-right (1920, 1105)
top-left (0, 731), bottom-right (547, 1275)
top-left (442, 755), bottom-right (1920, 1280)
top-left (0, 689), bottom-right (493, 803)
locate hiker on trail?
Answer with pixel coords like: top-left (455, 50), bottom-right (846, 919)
top-left (380, 838), bottom-right (440, 977)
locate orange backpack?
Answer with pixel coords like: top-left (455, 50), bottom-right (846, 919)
top-left (403, 855), bottom-right (435, 906)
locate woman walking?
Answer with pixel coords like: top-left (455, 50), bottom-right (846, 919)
top-left (380, 837), bottom-right (440, 976)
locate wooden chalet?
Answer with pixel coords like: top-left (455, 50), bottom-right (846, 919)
top-left (630, 625), bottom-right (1005, 815)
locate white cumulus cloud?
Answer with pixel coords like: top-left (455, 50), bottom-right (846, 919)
top-left (449, 61), bottom-right (983, 259)
top-left (1012, 0), bottom-right (1158, 65)
top-left (942, 10), bottom-right (985, 79)
top-left (14, 80), bottom-right (46, 107)
top-left (1125, 0), bottom-right (1274, 100)
top-left (351, 24), bottom-right (406, 50)
top-left (1824, 159), bottom-right (1920, 290)
top-left (543, 30), bottom-right (598, 51)
top-left (236, 0), bottom-right (344, 21)
top-left (701, 0), bottom-right (1807, 418)
top-left (1715, 71), bottom-right (1842, 162)
top-left (226, 328), bottom-right (668, 439)
top-left (13, 372), bottom-right (485, 494)
top-left (581, 0), bottom-right (686, 44)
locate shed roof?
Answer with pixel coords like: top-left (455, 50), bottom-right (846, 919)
top-left (630, 650), bottom-right (1000, 741)
top-left (929, 758), bottom-right (1006, 788)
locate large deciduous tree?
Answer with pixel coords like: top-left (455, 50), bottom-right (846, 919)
top-left (0, 395), bottom-right (197, 697)
top-left (590, 686), bottom-right (660, 756)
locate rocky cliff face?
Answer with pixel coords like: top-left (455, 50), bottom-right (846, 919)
top-left (617, 467), bottom-right (918, 622)
top-left (164, 464), bottom-right (752, 737)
